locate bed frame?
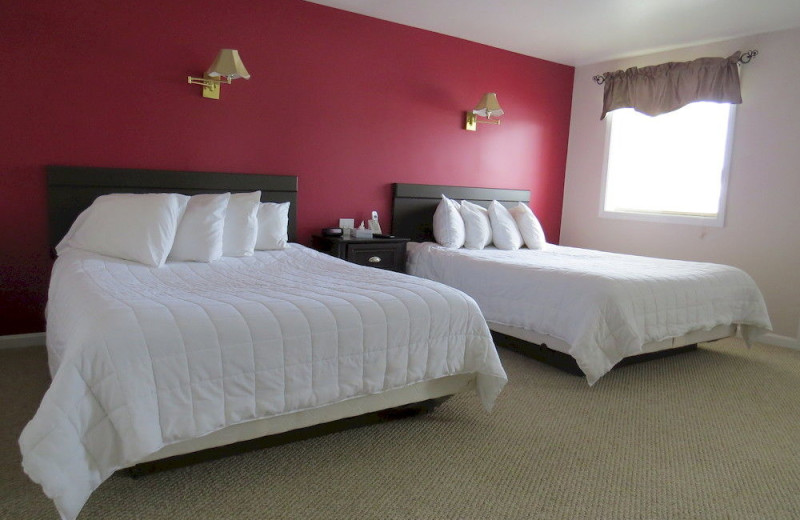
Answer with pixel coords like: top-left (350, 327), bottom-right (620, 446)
top-left (391, 182), bottom-right (735, 376)
top-left (45, 167), bottom-right (473, 474)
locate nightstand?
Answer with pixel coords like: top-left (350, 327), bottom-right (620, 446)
top-left (312, 235), bottom-right (410, 273)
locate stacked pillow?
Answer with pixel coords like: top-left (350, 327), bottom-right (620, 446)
top-left (509, 201), bottom-right (546, 250)
top-left (460, 200), bottom-right (493, 249)
top-left (256, 201), bottom-right (290, 250)
top-left (221, 191), bottom-right (262, 258)
top-left (169, 193), bottom-right (230, 262)
top-left (431, 195), bottom-right (546, 251)
top-left (432, 195), bottom-right (465, 248)
top-left (488, 200), bottom-right (523, 250)
top-left (56, 191), bottom-right (291, 267)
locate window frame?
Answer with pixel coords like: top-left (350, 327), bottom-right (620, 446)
top-left (599, 103), bottom-right (738, 227)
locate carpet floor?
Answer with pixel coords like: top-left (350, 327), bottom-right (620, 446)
top-left (2, 338), bottom-right (800, 519)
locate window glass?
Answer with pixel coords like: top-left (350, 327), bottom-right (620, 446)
top-left (602, 102), bottom-right (735, 226)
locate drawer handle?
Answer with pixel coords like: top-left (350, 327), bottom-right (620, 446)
top-left (368, 256), bottom-right (382, 263)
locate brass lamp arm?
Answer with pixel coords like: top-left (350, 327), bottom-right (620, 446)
top-left (187, 76), bottom-right (232, 87)
top-left (477, 116), bottom-right (501, 125)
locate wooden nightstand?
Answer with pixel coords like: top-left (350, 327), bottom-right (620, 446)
top-left (312, 235), bottom-right (410, 273)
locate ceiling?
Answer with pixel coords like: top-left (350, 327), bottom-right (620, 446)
top-left (304, 0), bottom-right (800, 66)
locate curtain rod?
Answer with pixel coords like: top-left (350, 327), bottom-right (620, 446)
top-left (591, 49), bottom-right (758, 85)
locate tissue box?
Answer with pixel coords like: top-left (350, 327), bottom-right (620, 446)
top-left (352, 228), bottom-right (374, 239)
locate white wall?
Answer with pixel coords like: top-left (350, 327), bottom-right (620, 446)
top-left (562, 27), bottom-right (800, 342)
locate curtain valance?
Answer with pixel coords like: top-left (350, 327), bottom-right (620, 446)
top-left (598, 51), bottom-right (745, 120)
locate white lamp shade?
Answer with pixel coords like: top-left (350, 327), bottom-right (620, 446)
top-left (206, 49), bottom-right (251, 80)
top-left (473, 93), bottom-right (503, 118)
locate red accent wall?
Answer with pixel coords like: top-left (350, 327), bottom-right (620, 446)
top-left (0, 0), bottom-right (573, 335)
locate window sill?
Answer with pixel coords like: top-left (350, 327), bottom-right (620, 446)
top-left (599, 209), bottom-right (724, 227)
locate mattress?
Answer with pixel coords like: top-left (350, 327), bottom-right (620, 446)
top-left (20, 244), bottom-right (507, 520)
top-left (407, 242), bottom-right (772, 384)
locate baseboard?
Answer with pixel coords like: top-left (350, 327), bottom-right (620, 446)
top-left (0, 332), bottom-right (46, 349)
top-left (758, 332), bottom-right (800, 351)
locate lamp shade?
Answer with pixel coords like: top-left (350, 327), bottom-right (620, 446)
top-left (473, 93), bottom-right (503, 118)
top-left (206, 49), bottom-right (251, 80)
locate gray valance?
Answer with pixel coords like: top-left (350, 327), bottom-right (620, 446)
top-left (598, 51), bottom-right (744, 120)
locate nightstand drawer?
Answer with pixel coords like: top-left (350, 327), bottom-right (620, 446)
top-left (312, 235), bottom-right (409, 273)
top-left (345, 243), bottom-right (404, 271)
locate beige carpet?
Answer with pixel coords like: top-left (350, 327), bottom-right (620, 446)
top-left (3, 338), bottom-right (800, 519)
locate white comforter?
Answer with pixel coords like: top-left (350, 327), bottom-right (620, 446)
top-left (408, 243), bottom-right (771, 384)
top-left (20, 244), bottom-right (506, 520)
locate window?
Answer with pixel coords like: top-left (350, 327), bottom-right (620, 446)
top-left (601, 101), bottom-right (736, 226)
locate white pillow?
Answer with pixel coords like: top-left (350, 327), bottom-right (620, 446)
top-left (255, 201), bottom-right (290, 250)
top-left (460, 200), bottom-right (492, 250)
top-left (62, 193), bottom-right (189, 267)
top-left (432, 195), bottom-right (465, 248)
top-left (222, 191), bottom-right (261, 257)
top-left (488, 200), bottom-right (523, 250)
top-left (168, 193), bottom-right (230, 262)
top-left (509, 202), bottom-right (546, 250)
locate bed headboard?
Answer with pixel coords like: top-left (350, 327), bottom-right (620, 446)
top-left (391, 183), bottom-right (530, 242)
top-left (47, 165), bottom-right (299, 249)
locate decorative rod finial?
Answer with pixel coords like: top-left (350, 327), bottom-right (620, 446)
top-left (739, 50), bottom-right (758, 64)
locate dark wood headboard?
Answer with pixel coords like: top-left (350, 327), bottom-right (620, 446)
top-left (391, 183), bottom-right (530, 242)
top-left (47, 166), bottom-right (298, 249)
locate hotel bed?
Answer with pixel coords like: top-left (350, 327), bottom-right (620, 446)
top-left (20, 167), bottom-right (507, 520)
top-left (392, 182), bottom-right (772, 384)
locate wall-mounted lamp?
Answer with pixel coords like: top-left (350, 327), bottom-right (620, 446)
top-left (187, 49), bottom-right (251, 99)
top-left (465, 93), bottom-right (504, 131)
